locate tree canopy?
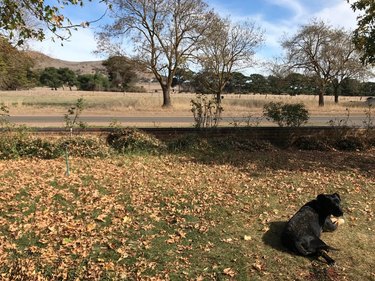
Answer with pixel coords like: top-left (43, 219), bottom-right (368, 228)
top-left (102, 56), bottom-right (137, 91)
top-left (196, 17), bottom-right (263, 103)
top-left (97, 0), bottom-right (216, 107)
top-left (349, 0), bottom-right (375, 64)
top-left (0, 37), bottom-right (34, 89)
top-left (0, 0), bottom-right (107, 45)
top-left (281, 20), bottom-right (368, 106)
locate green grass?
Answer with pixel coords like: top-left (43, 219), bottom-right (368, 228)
top-left (0, 149), bottom-right (373, 280)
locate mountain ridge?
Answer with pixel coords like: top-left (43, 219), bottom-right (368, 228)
top-left (27, 51), bottom-right (106, 75)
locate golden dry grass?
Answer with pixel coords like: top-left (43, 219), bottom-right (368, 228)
top-left (0, 88), bottom-right (369, 118)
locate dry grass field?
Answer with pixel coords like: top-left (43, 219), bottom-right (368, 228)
top-left (0, 88), bottom-right (370, 119)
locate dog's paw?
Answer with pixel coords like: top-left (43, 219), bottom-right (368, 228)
top-left (331, 217), bottom-right (345, 226)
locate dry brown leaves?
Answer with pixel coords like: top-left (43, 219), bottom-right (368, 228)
top-left (0, 150), bottom-right (374, 280)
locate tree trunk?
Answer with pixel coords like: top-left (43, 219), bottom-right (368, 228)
top-left (333, 84), bottom-right (340, 103)
top-left (318, 90), bottom-right (325, 107)
top-left (162, 86), bottom-right (172, 108)
top-left (216, 92), bottom-right (222, 105)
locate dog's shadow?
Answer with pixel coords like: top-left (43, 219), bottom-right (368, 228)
top-left (262, 221), bottom-right (288, 252)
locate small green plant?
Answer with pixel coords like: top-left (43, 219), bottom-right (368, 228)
top-left (191, 94), bottom-right (223, 128)
top-left (363, 104), bottom-right (374, 130)
top-left (263, 102), bottom-right (309, 127)
top-left (64, 98), bottom-right (87, 131)
top-left (0, 103), bottom-right (10, 127)
top-left (328, 108), bottom-right (352, 127)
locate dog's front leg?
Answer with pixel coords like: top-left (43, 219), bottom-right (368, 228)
top-left (323, 217), bottom-right (338, 232)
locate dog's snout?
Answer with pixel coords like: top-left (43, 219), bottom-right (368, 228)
top-left (334, 207), bottom-right (343, 217)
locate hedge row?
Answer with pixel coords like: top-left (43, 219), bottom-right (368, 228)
top-left (0, 128), bottom-right (374, 159)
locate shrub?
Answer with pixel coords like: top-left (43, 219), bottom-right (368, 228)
top-left (0, 132), bottom-right (108, 159)
top-left (333, 137), bottom-right (365, 151)
top-left (293, 136), bottom-right (331, 151)
top-left (263, 102), bottom-right (309, 127)
top-left (107, 128), bottom-right (165, 153)
top-left (59, 137), bottom-right (110, 158)
top-left (0, 134), bottom-right (62, 159)
top-left (167, 134), bottom-right (207, 152)
top-left (191, 94), bottom-right (223, 128)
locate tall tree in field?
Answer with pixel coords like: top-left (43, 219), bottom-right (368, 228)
top-left (97, 0), bottom-right (214, 108)
top-left (349, 0), bottom-right (375, 64)
top-left (103, 56), bottom-right (137, 91)
top-left (196, 17), bottom-right (263, 103)
top-left (328, 28), bottom-right (370, 103)
top-left (0, 0), bottom-right (108, 45)
top-left (281, 20), bottom-right (367, 106)
top-left (282, 21), bottom-right (333, 106)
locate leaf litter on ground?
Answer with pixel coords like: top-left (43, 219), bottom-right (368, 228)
top-left (0, 149), bottom-right (374, 280)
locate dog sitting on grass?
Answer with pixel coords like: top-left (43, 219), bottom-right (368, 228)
top-left (281, 193), bottom-right (344, 265)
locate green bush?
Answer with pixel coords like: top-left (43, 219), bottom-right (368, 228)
top-left (107, 128), bottom-right (165, 153)
top-left (167, 134), bottom-right (275, 153)
top-left (0, 132), bottom-right (109, 159)
top-left (333, 137), bottom-right (365, 151)
top-left (263, 102), bottom-right (309, 127)
top-left (0, 134), bottom-right (62, 159)
top-left (293, 136), bottom-right (331, 151)
top-left (167, 135), bottom-right (202, 152)
top-left (59, 137), bottom-right (110, 158)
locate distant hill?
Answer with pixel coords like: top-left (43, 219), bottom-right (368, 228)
top-left (27, 51), bottom-right (155, 81)
top-left (27, 51), bottom-right (106, 75)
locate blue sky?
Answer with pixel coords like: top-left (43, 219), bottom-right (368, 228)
top-left (30, 0), bottom-right (358, 74)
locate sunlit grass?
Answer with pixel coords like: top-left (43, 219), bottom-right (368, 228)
top-left (0, 88), bottom-right (370, 117)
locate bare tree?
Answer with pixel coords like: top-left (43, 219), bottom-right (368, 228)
top-left (196, 17), bottom-right (263, 103)
top-left (97, 0), bottom-right (214, 108)
top-left (282, 20), bottom-right (370, 106)
top-left (281, 20), bottom-right (334, 106)
top-left (329, 28), bottom-right (371, 103)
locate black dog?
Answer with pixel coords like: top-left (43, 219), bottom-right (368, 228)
top-left (281, 193), bottom-right (343, 265)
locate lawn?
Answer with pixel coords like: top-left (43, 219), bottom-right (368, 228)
top-left (0, 147), bottom-right (374, 280)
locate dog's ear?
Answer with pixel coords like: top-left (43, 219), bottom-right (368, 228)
top-left (317, 194), bottom-right (326, 202)
top-left (333, 193), bottom-right (341, 200)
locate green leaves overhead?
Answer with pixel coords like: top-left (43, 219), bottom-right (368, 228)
top-left (0, 0), bottom-right (106, 44)
top-left (349, 0), bottom-right (375, 64)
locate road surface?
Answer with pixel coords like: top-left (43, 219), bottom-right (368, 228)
top-left (6, 115), bottom-right (370, 127)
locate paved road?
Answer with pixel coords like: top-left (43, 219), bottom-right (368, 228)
top-left (7, 115), bottom-right (369, 127)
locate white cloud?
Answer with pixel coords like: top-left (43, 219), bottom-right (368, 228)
top-left (29, 27), bottom-right (102, 62)
top-left (265, 0), bottom-right (306, 21)
top-left (313, 1), bottom-right (358, 30)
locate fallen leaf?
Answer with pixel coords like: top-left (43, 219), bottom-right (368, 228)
top-left (122, 216), bottom-right (132, 224)
top-left (223, 267), bottom-right (236, 277)
top-left (87, 223), bottom-right (96, 231)
top-left (244, 235), bottom-right (252, 241)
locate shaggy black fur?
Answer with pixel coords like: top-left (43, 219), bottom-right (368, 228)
top-left (281, 193), bottom-right (343, 265)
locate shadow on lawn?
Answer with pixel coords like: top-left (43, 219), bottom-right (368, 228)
top-left (187, 149), bottom-right (375, 176)
top-left (262, 221), bottom-right (288, 252)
